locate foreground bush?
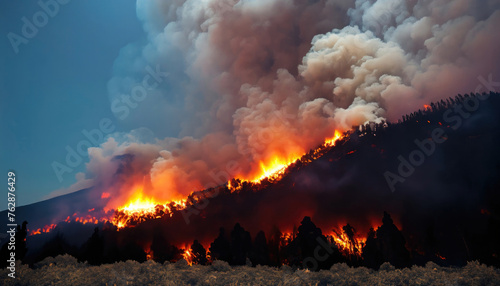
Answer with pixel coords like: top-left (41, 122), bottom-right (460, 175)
top-left (1, 256), bottom-right (499, 286)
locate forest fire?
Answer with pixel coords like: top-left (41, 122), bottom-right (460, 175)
top-left (27, 130), bottom-right (348, 235)
top-left (325, 130), bottom-right (343, 146)
top-left (329, 225), bottom-right (367, 258)
top-left (182, 248), bottom-right (194, 266)
top-left (99, 130), bottom-right (347, 230)
top-left (250, 155), bottom-right (303, 183)
top-left (229, 130), bottom-right (346, 189)
top-left (110, 187), bottom-right (187, 229)
top-left (29, 224), bottom-right (56, 236)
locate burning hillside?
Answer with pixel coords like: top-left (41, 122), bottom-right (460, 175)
top-left (2, 2), bottom-right (500, 284)
top-left (2, 92), bottom-right (499, 271)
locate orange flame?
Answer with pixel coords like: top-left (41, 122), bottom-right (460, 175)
top-left (234, 130), bottom-right (345, 186)
top-left (325, 130), bottom-right (343, 146)
top-left (250, 154), bottom-right (302, 183)
top-left (29, 224), bottom-right (57, 236)
top-left (30, 130), bottom-right (347, 233)
top-left (110, 186), bottom-right (186, 229)
top-left (106, 130), bottom-right (345, 229)
top-left (182, 247), bottom-right (194, 266)
top-left (330, 227), bottom-right (366, 257)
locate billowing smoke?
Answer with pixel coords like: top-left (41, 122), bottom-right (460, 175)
top-left (82, 0), bottom-right (500, 208)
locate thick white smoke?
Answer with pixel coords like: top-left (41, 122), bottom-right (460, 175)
top-left (84, 0), bottom-right (500, 207)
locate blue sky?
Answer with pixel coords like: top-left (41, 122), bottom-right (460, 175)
top-left (0, 0), bottom-right (146, 206)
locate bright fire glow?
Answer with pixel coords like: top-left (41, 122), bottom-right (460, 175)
top-left (241, 130), bottom-right (345, 184)
top-left (29, 224), bottom-right (56, 236)
top-left (251, 154), bottom-right (302, 183)
top-left (107, 130), bottom-right (345, 228)
top-left (182, 247), bottom-right (194, 266)
top-left (330, 227), bottom-right (366, 257)
top-left (111, 186), bottom-right (186, 229)
top-left (28, 130), bottom-right (347, 234)
top-left (325, 130), bottom-right (343, 146)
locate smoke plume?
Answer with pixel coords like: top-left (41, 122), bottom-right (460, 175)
top-left (84, 0), bottom-right (500, 208)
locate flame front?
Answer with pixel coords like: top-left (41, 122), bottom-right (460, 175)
top-left (330, 228), bottom-right (366, 258)
top-left (111, 186), bottom-right (186, 229)
top-left (237, 130), bottom-right (345, 185)
top-left (182, 247), bottom-right (194, 266)
top-left (29, 224), bottom-right (56, 236)
top-left (251, 154), bottom-right (302, 183)
top-left (325, 130), bottom-right (343, 146)
top-left (31, 130), bottom-right (346, 232)
top-left (110, 130), bottom-right (345, 228)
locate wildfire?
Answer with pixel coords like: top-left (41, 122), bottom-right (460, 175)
top-left (31, 130), bottom-right (347, 234)
top-left (232, 129), bottom-right (345, 187)
top-left (280, 232), bottom-right (294, 248)
top-left (330, 229), bottom-right (365, 257)
top-left (145, 245), bottom-right (153, 260)
top-left (328, 222), bottom-right (381, 258)
top-left (110, 187), bottom-right (186, 229)
top-left (251, 155), bottom-right (302, 183)
top-left (182, 247), bottom-right (194, 266)
top-left (107, 130), bottom-right (345, 228)
top-left (325, 130), bottom-right (343, 146)
top-left (29, 224), bottom-right (56, 236)
top-left (436, 253), bottom-right (446, 260)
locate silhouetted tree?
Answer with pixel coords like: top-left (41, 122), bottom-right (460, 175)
top-left (267, 225), bottom-right (282, 266)
top-left (120, 242), bottom-right (147, 263)
top-left (376, 212), bottom-right (410, 268)
top-left (230, 223), bottom-right (252, 265)
top-left (151, 230), bottom-right (176, 263)
top-left (209, 227), bottom-right (231, 262)
top-left (285, 216), bottom-right (342, 270)
top-left (16, 221), bottom-right (28, 261)
top-left (81, 227), bottom-right (103, 265)
top-left (362, 227), bottom-right (383, 269)
top-left (249, 231), bottom-right (270, 266)
top-left (191, 239), bottom-right (207, 265)
top-left (35, 232), bottom-right (76, 263)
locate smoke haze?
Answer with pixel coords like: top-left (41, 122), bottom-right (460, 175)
top-left (84, 0), bottom-right (500, 208)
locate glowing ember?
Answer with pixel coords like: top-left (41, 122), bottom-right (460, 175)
top-left (145, 246), bottom-right (153, 260)
top-left (182, 247), bottom-right (194, 266)
top-left (329, 225), bottom-right (367, 257)
top-left (280, 232), bottom-right (294, 248)
top-left (29, 224), bottom-right (56, 236)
